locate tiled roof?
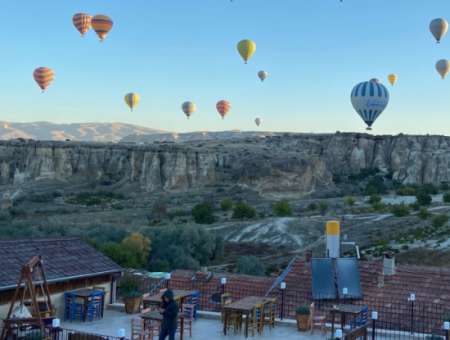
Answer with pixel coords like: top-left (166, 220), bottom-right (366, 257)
top-left (0, 236), bottom-right (124, 290)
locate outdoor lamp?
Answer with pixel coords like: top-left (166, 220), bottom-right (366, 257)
top-left (165, 273), bottom-right (171, 280)
top-left (445, 322), bottom-right (450, 330)
top-left (372, 311), bottom-right (378, 320)
top-left (52, 319), bottom-right (60, 328)
top-left (221, 278), bottom-right (226, 284)
top-left (410, 294), bottom-right (415, 301)
top-left (280, 282), bottom-right (286, 289)
top-left (117, 329), bottom-right (125, 338)
top-left (335, 329), bottom-right (343, 339)
top-left (343, 288), bottom-right (348, 295)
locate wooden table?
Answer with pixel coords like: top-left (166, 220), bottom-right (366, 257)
top-left (143, 290), bottom-right (196, 310)
top-left (330, 304), bottom-right (363, 336)
top-left (141, 310), bottom-right (185, 340)
top-left (223, 296), bottom-right (272, 338)
top-left (68, 288), bottom-right (106, 322)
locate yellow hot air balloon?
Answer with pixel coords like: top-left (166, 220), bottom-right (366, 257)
top-left (2, 124), bottom-right (8, 130)
top-left (216, 100), bottom-right (230, 119)
top-left (387, 74), bottom-right (397, 86)
top-left (181, 102), bottom-right (196, 119)
top-left (124, 93), bottom-right (140, 111)
top-left (237, 40), bottom-right (256, 64)
top-left (91, 15), bottom-right (113, 42)
top-left (72, 13), bottom-right (91, 37)
top-left (436, 60), bottom-right (450, 79)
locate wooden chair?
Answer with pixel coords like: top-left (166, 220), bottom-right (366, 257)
top-left (248, 304), bottom-right (263, 337)
top-left (223, 300), bottom-right (241, 334)
top-left (350, 306), bottom-right (368, 330)
top-left (173, 295), bottom-right (181, 311)
top-left (310, 302), bottom-right (326, 336)
top-left (221, 297), bottom-right (232, 324)
top-left (177, 303), bottom-right (194, 338)
top-left (92, 286), bottom-right (105, 291)
top-left (263, 298), bottom-right (277, 331)
top-left (189, 292), bottom-right (199, 321)
top-left (131, 318), bottom-right (158, 340)
top-left (141, 293), bottom-right (150, 310)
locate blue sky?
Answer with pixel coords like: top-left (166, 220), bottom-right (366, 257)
top-left (0, 0), bottom-right (449, 134)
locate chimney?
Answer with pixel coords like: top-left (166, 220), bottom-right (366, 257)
top-left (377, 268), bottom-right (384, 287)
top-left (306, 249), bottom-right (312, 262)
top-left (326, 221), bottom-right (340, 258)
top-left (200, 266), bottom-right (208, 273)
top-left (382, 251), bottom-right (396, 275)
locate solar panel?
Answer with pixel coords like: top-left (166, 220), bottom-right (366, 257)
top-left (336, 257), bottom-right (362, 298)
top-left (310, 258), bottom-right (335, 299)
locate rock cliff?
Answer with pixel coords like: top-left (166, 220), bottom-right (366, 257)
top-left (1, 132), bottom-right (449, 196)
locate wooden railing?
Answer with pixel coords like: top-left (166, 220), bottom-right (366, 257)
top-left (344, 324), bottom-right (367, 340)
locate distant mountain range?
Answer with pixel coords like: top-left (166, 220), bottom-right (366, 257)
top-left (0, 122), bottom-right (169, 142)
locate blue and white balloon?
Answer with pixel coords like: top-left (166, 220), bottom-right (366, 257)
top-left (350, 80), bottom-right (390, 130)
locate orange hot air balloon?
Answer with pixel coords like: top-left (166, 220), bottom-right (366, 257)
top-left (72, 13), bottom-right (91, 37)
top-left (33, 67), bottom-right (55, 93)
top-left (216, 100), bottom-right (231, 119)
top-left (91, 14), bottom-right (113, 42)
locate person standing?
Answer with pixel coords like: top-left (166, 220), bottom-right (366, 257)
top-left (159, 290), bottom-right (178, 340)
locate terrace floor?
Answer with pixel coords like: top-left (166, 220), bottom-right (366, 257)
top-left (60, 309), bottom-right (326, 340)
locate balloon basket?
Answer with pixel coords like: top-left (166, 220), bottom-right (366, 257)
top-left (366, 127), bottom-right (372, 131)
top-left (99, 40), bottom-right (103, 42)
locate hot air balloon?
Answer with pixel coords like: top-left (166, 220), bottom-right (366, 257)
top-left (181, 102), bottom-right (196, 119)
top-left (255, 118), bottom-right (262, 127)
top-left (237, 40), bottom-right (256, 64)
top-left (33, 67), bottom-right (55, 93)
top-left (216, 100), bottom-right (231, 119)
top-left (124, 93), bottom-right (139, 111)
top-left (2, 124), bottom-right (8, 130)
top-left (258, 71), bottom-right (267, 82)
top-left (370, 78), bottom-right (380, 83)
top-left (350, 80), bottom-right (390, 131)
top-left (72, 13), bottom-right (91, 37)
top-left (91, 15), bottom-right (113, 42)
top-left (436, 60), bottom-right (450, 79)
top-left (430, 19), bottom-right (448, 43)
top-left (387, 74), bottom-right (397, 86)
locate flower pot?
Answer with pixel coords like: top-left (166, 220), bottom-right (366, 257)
top-left (296, 313), bottom-right (310, 331)
top-left (124, 296), bottom-right (142, 314)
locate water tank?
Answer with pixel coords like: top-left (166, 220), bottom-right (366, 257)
top-left (326, 220), bottom-right (340, 258)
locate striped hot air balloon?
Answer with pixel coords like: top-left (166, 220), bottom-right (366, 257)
top-left (124, 93), bottom-right (140, 111)
top-left (33, 67), bottom-right (55, 93)
top-left (350, 81), bottom-right (389, 130)
top-left (216, 100), bottom-right (231, 119)
top-left (181, 102), bottom-right (196, 119)
top-left (91, 15), bottom-right (113, 42)
top-left (72, 13), bottom-right (91, 37)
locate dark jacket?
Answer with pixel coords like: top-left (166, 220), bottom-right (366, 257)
top-left (161, 290), bottom-right (178, 328)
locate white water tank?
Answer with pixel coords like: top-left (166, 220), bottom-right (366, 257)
top-left (326, 220), bottom-right (340, 258)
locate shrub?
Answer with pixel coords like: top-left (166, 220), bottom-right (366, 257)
top-left (332, 174), bottom-right (342, 184)
top-left (416, 190), bottom-right (432, 206)
top-left (372, 202), bottom-right (386, 211)
top-left (24, 330), bottom-right (47, 340)
top-left (153, 202), bottom-right (167, 217)
top-left (220, 198), bottom-right (233, 211)
top-left (345, 197), bottom-right (356, 206)
top-left (295, 305), bottom-right (310, 314)
top-left (8, 207), bottom-right (26, 216)
top-left (191, 203), bottom-right (217, 224)
top-left (418, 207), bottom-right (431, 220)
top-left (119, 275), bottom-right (141, 296)
top-left (29, 194), bottom-right (54, 203)
top-left (273, 201), bottom-right (292, 217)
top-left (421, 184), bottom-right (439, 195)
top-left (147, 259), bottom-right (170, 272)
top-left (441, 182), bottom-right (450, 191)
top-left (319, 203), bottom-right (328, 212)
top-left (396, 187), bottom-right (416, 196)
top-left (368, 194), bottom-right (382, 204)
top-left (167, 212), bottom-right (175, 221)
top-left (443, 192), bottom-right (450, 203)
top-left (232, 201), bottom-right (256, 220)
top-left (409, 201), bottom-right (420, 211)
top-left (432, 214), bottom-right (449, 229)
top-left (307, 202), bottom-right (317, 211)
top-left (391, 204), bottom-right (410, 217)
top-left (235, 256), bottom-right (265, 276)
top-left (365, 176), bottom-right (386, 194)
top-left (174, 209), bottom-right (185, 217)
top-left (401, 245), bottom-right (410, 250)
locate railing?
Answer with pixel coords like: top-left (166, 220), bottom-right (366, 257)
top-left (345, 324), bottom-right (368, 340)
top-left (116, 275), bottom-right (161, 303)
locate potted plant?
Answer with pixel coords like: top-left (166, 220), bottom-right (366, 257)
top-left (120, 276), bottom-right (142, 314)
top-left (295, 304), bottom-right (311, 331)
top-left (24, 330), bottom-right (48, 340)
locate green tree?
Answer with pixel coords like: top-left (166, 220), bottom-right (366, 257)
top-left (369, 194), bottom-right (382, 204)
top-left (396, 187), bottom-right (416, 196)
top-left (409, 201), bottom-right (420, 211)
top-left (153, 202), bottom-right (167, 217)
top-left (307, 202), bottom-right (317, 211)
top-left (416, 190), bottom-right (432, 206)
top-left (220, 198), bottom-right (233, 211)
top-left (273, 201), bottom-right (292, 217)
top-left (418, 207), bottom-right (431, 220)
top-left (147, 259), bottom-right (170, 272)
top-left (365, 176), bottom-right (386, 195)
top-left (443, 192), bottom-right (450, 203)
top-left (166, 212), bottom-right (175, 221)
top-left (122, 232), bottom-right (151, 266)
top-left (235, 256), bottom-right (265, 277)
top-left (232, 201), bottom-right (256, 220)
top-left (191, 203), bottom-right (217, 224)
top-left (432, 214), bottom-right (449, 229)
top-left (391, 204), bottom-right (410, 217)
top-left (100, 243), bottom-right (141, 269)
top-left (319, 203), bottom-right (328, 212)
top-left (345, 197), bottom-right (356, 206)
top-left (441, 182), bottom-right (450, 191)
